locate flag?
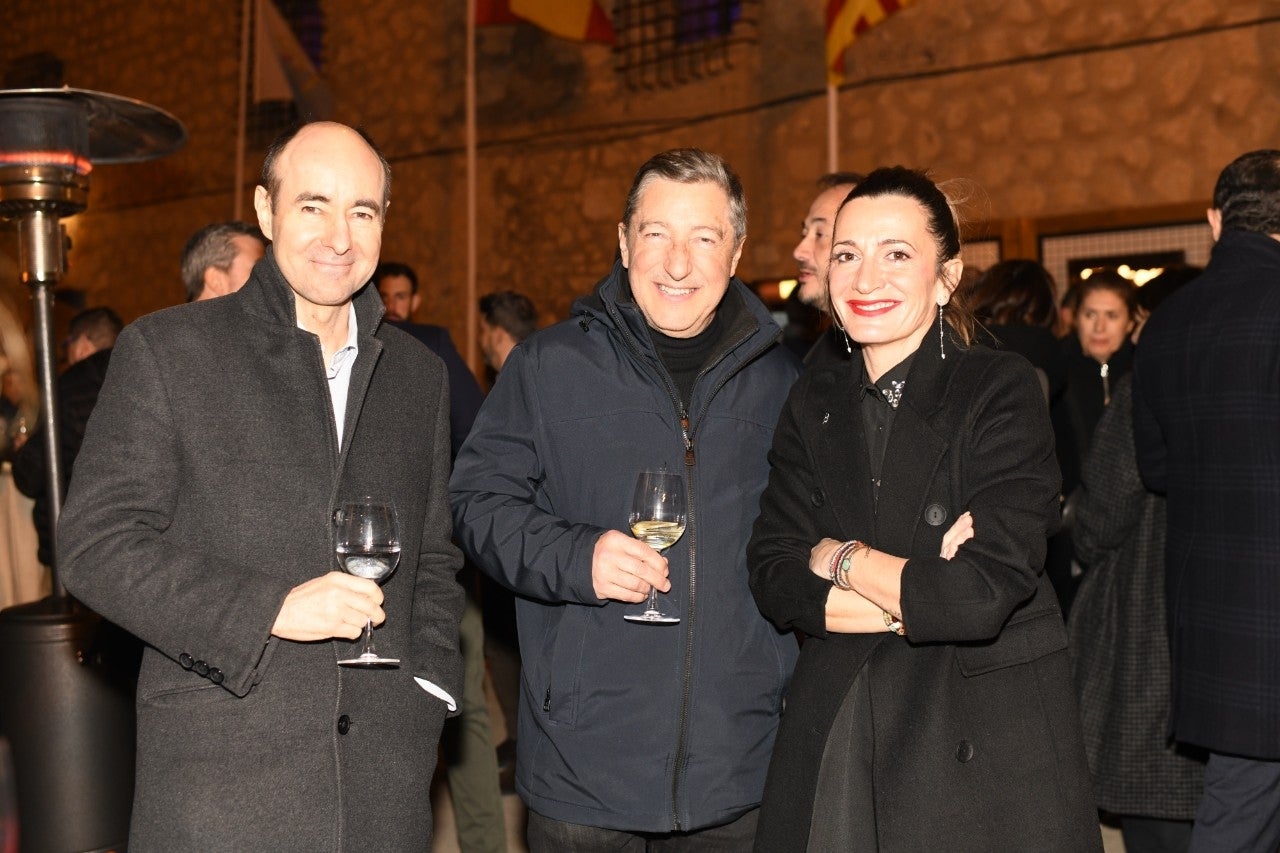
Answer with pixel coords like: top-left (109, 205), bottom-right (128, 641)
top-left (825, 0), bottom-right (912, 86)
top-left (476, 0), bottom-right (616, 45)
top-left (254, 0), bottom-right (334, 119)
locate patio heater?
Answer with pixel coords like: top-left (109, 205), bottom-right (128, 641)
top-left (0, 88), bottom-right (184, 853)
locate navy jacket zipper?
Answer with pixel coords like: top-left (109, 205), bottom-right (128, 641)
top-left (603, 299), bottom-right (774, 831)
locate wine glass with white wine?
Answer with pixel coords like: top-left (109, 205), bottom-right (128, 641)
top-left (334, 497), bottom-right (402, 666)
top-left (624, 468), bottom-right (685, 625)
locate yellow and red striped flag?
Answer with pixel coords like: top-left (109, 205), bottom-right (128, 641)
top-left (825, 0), bottom-right (913, 86)
top-left (476, 0), bottom-right (616, 45)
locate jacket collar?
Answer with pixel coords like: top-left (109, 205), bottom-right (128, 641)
top-left (235, 247), bottom-right (386, 335)
top-left (572, 258), bottom-right (782, 368)
top-left (1210, 228), bottom-right (1280, 275)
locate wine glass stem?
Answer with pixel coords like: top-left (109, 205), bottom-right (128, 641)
top-left (648, 545), bottom-right (668, 612)
top-left (363, 619), bottom-right (376, 656)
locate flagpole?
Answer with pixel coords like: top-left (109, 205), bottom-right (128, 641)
top-left (234, 0), bottom-right (252, 218)
top-left (826, 82), bottom-right (838, 173)
top-left (465, 1), bottom-right (479, 377)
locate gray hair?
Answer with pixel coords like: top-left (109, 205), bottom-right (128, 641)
top-left (621, 148), bottom-right (746, 245)
top-left (180, 221), bottom-right (265, 302)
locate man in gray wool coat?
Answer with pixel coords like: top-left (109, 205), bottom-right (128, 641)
top-left (58, 121), bottom-right (465, 851)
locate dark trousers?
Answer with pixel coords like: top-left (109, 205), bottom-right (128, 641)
top-left (1190, 751), bottom-right (1280, 852)
top-left (1122, 815), bottom-right (1192, 853)
top-left (481, 575), bottom-right (521, 741)
top-left (527, 808), bottom-right (758, 853)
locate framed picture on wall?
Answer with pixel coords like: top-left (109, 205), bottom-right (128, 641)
top-left (1040, 221), bottom-right (1213, 293)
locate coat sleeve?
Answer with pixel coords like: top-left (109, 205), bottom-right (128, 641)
top-left (1072, 378), bottom-right (1146, 568)
top-left (409, 371), bottom-right (467, 710)
top-left (1131, 348), bottom-right (1167, 494)
top-left (747, 377), bottom-right (834, 638)
top-left (449, 345), bottom-right (608, 605)
top-left (57, 324), bottom-right (296, 698)
top-left (899, 356), bottom-right (1061, 643)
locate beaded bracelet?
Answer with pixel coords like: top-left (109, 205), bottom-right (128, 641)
top-left (827, 540), bottom-right (856, 588)
top-left (828, 540), bottom-right (869, 591)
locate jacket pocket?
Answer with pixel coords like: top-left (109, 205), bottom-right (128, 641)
top-left (142, 681), bottom-right (233, 708)
top-left (955, 609), bottom-right (1067, 677)
top-left (540, 606), bottom-right (587, 726)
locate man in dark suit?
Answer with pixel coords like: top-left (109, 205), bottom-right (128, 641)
top-left (179, 220), bottom-right (266, 303)
top-left (58, 121), bottom-right (464, 850)
top-left (372, 260), bottom-right (507, 851)
top-left (477, 289), bottom-right (537, 374)
top-left (1133, 149), bottom-right (1280, 849)
top-left (792, 171), bottom-right (862, 365)
top-left (12, 306), bottom-right (121, 568)
top-left (374, 262), bottom-right (484, 456)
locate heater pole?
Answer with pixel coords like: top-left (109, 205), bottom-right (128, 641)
top-left (18, 210), bottom-right (67, 594)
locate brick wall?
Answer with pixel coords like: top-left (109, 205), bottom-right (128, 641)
top-left (0, 0), bottom-right (1276, 368)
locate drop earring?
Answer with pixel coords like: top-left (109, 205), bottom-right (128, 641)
top-left (831, 308), bottom-right (853, 355)
top-left (938, 303), bottom-right (946, 360)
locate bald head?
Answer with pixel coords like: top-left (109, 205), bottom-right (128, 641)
top-left (260, 121), bottom-right (392, 214)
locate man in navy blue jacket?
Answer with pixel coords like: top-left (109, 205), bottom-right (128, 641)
top-left (1134, 149), bottom-right (1280, 850)
top-left (451, 149), bottom-right (799, 849)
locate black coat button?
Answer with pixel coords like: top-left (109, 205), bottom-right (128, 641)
top-left (925, 504), bottom-right (947, 526)
top-left (194, 660), bottom-right (210, 677)
top-left (178, 653), bottom-right (194, 670)
top-left (209, 668), bottom-right (224, 685)
top-left (956, 740), bottom-right (974, 763)
top-left (810, 488), bottom-right (825, 507)
top-left (337, 714), bottom-right (351, 735)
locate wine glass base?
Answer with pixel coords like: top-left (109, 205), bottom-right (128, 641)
top-left (624, 610), bottom-right (680, 625)
top-left (337, 654), bottom-right (401, 668)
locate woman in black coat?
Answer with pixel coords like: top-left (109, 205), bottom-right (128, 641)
top-left (1053, 269), bottom-right (1138, 498)
top-left (748, 167), bottom-right (1100, 851)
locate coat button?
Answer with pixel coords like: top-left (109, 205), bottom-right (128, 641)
top-left (178, 653), bottom-right (194, 670)
top-left (209, 668), bottom-right (224, 685)
top-left (956, 740), bottom-right (974, 763)
top-left (337, 714), bottom-right (351, 735)
top-left (810, 488), bottom-right (825, 507)
top-left (194, 660), bottom-right (210, 677)
top-left (925, 504), bottom-right (947, 526)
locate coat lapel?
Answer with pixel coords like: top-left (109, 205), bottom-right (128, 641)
top-left (872, 333), bottom-right (956, 553)
top-left (337, 285), bottom-right (387, 464)
top-left (813, 358), bottom-right (877, 540)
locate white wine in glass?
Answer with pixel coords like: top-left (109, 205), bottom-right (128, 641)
top-left (624, 469), bottom-right (685, 624)
top-left (334, 498), bottom-right (402, 667)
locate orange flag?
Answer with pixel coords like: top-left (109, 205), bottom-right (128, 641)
top-left (476, 0), bottom-right (616, 44)
top-left (825, 0), bottom-right (913, 86)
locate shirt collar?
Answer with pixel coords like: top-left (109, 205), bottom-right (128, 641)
top-left (296, 303), bottom-right (359, 378)
top-left (860, 351), bottom-right (915, 409)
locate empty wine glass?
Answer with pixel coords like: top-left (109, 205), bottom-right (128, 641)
top-left (624, 468), bottom-right (685, 625)
top-left (334, 497), bottom-right (402, 667)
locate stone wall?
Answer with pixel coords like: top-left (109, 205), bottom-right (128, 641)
top-left (0, 0), bottom-right (1276, 369)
